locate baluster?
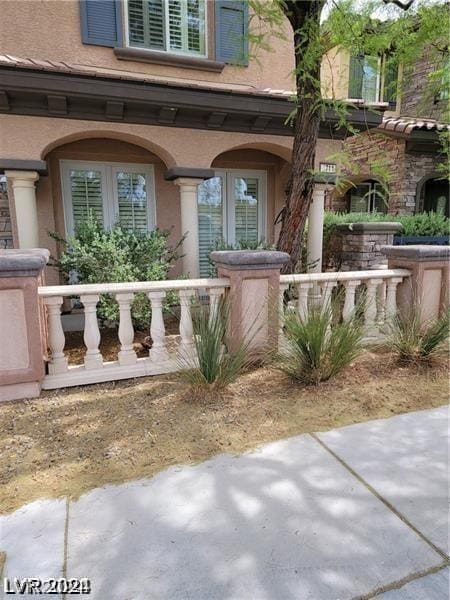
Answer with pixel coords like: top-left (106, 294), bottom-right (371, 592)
top-left (321, 280), bottom-right (337, 310)
top-left (148, 291), bottom-right (169, 362)
top-left (80, 294), bottom-right (103, 370)
top-left (178, 289), bottom-right (195, 358)
top-left (297, 283), bottom-right (313, 321)
top-left (44, 296), bottom-right (68, 374)
top-left (209, 287), bottom-right (225, 327)
top-left (342, 280), bottom-right (360, 321)
top-left (364, 279), bottom-right (383, 336)
top-left (376, 282), bottom-right (387, 324)
top-left (385, 277), bottom-right (403, 321)
top-left (116, 292), bottom-right (137, 366)
top-left (279, 283), bottom-right (289, 349)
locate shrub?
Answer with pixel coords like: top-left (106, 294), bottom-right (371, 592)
top-left (277, 298), bottom-right (364, 385)
top-left (386, 309), bottom-right (449, 364)
top-left (50, 214), bottom-right (182, 329)
top-left (178, 297), bottom-right (254, 395)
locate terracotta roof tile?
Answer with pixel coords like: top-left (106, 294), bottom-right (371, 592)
top-left (379, 116), bottom-right (450, 134)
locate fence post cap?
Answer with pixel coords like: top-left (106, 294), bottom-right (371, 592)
top-left (210, 250), bottom-right (290, 270)
top-left (0, 248), bottom-right (50, 277)
top-left (381, 245), bottom-right (450, 261)
top-left (335, 222), bottom-right (403, 234)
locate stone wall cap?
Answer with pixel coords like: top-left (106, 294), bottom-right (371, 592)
top-left (210, 250), bottom-right (290, 269)
top-left (0, 249), bottom-right (50, 276)
top-left (381, 245), bottom-right (450, 261)
top-left (336, 222), bottom-right (403, 234)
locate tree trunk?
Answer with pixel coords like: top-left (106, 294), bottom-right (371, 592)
top-left (277, 1), bottom-right (324, 274)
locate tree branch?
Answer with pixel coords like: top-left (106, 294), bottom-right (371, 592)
top-left (382, 0), bottom-right (414, 10)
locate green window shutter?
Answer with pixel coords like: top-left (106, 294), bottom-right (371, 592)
top-left (80, 0), bottom-right (123, 47)
top-left (348, 54), bottom-right (364, 98)
top-left (383, 58), bottom-right (398, 104)
top-left (215, 0), bottom-right (249, 65)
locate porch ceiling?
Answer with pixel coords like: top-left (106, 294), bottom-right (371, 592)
top-left (0, 65), bottom-right (384, 140)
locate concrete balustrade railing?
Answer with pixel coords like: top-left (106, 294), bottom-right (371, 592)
top-left (1, 246), bottom-right (447, 401)
top-left (280, 269), bottom-right (411, 339)
top-left (38, 278), bottom-right (229, 389)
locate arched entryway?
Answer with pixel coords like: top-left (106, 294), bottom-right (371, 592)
top-left (417, 175), bottom-right (449, 217)
top-left (197, 148), bottom-right (290, 276)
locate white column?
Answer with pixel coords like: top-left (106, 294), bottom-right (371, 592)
top-left (116, 292), bottom-right (137, 366)
top-left (5, 170), bottom-right (40, 249)
top-left (342, 280), bottom-right (360, 321)
top-left (44, 296), bottom-right (68, 375)
top-left (178, 289), bottom-right (195, 358)
top-left (174, 177), bottom-right (201, 277)
top-left (148, 291), bottom-right (169, 362)
top-left (307, 184), bottom-right (326, 273)
top-left (80, 294), bottom-right (103, 370)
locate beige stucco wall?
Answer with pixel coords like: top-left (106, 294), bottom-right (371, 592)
top-left (321, 47), bottom-right (350, 100)
top-left (0, 0), bottom-right (296, 92)
top-left (0, 114), bottom-right (293, 168)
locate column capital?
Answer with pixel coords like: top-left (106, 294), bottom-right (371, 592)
top-left (173, 177), bottom-right (203, 189)
top-left (5, 170), bottom-right (39, 186)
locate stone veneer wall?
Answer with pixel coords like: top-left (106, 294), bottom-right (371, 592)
top-left (401, 54), bottom-right (448, 121)
top-left (0, 179), bottom-right (13, 249)
top-left (324, 223), bottom-right (402, 271)
top-left (337, 131), bottom-right (443, 215)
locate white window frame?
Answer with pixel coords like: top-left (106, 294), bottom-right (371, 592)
top-left (361, 55), bottom-right (382, 103)
top-left (203, 169), bottom-right (267, 246)
top-left (124, 0), bottom-right (207, 58)
top-left (60, 160), bottom-right (157, 236)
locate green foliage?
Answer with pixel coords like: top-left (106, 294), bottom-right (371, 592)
top-left (277, 297), bottom-right (364, 385)
top-left (50, 214), bottom-right (182, 328)
top-left (386, 309), bottom-right (450, 363)
top-left (177, 298), bottom-right (254, 395)
top-left (323, 211), bottom-right (450, 250)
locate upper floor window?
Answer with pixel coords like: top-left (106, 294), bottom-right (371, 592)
top-left (127, 0), bottom-right (206, 56)
top-left (349, 53), bottom-right (398, 104)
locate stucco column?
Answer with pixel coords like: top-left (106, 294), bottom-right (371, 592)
top-left (210, 250), bottom-right (290, 353)
top-left (5, 170), bottom-right (40, 249)
top-left (307, 184), bottom-right (326, 273)
top-left (174, 177), bottom-right (201, 277)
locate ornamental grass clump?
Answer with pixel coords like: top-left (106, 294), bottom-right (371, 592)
top-left (278, 298), bottom-right (364, 385)
top-left (178, 297), bottom-right (254, 396)
top-left (386, 309), bottom-right (449, 364)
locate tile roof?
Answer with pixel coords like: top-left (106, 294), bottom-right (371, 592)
top-left (0, 53), bottom-right (388, 109)
top-left (379, 116), bottom-right (450, 134)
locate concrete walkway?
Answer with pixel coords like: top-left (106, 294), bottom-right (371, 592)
top-left (1, 406), bottom-right (448, 599)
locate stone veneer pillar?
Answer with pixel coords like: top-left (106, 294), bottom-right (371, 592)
top-left (210, 250), bottom-right (289, 353)
top-left (328, 222), bottom-right (403, 271)
top-left (5, 170), bottom-right (40, 249)
top-left (381, 245), bottom-right (450, 324)
top-left (174, 177), bottom-right (202, 278)
top-left (0, 249), bottom-right (49, 402)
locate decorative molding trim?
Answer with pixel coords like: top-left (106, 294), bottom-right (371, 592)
top-left (114, 47), bottom-right (225, 73)
top-left (165, 167), bottom-right (215, 181)
top-left (0, 159), bottom-right (48, 176)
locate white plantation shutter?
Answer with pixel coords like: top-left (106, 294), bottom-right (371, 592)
top-left (116, 171), bottom-right (149, 230)
top-left (128, 0), bottom-right (205, 55)
top-left (234, 177), bottom-right (258, 246)
top-left (198, 177), bottom-right (223, 277)
top-left (69, 169), bottom-right (105, 229)
top-left (62, 161), bottom-right (155, 235)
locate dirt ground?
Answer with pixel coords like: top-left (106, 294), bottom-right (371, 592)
top-left (0, 350), bottom-right (448, 514)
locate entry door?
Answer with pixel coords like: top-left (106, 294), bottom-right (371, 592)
top-left (197, 170), bottom-right (266, 276)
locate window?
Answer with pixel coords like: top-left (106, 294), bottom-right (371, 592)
top-left (127, 0), bottom-right (206, 56)
top-left (347, 180), bottom-right (388, 214)
top-left (439, 54), bottom-right (450, 101)
top-left (60, 161), bottom-right (156, 235)
top-left (349, 53), bottom-right (398, 104)
top-left (197, 170), bottom-right (267, 277)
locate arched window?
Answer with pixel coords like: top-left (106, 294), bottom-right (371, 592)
top-left (346, 180), bottom-right (388, 213)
